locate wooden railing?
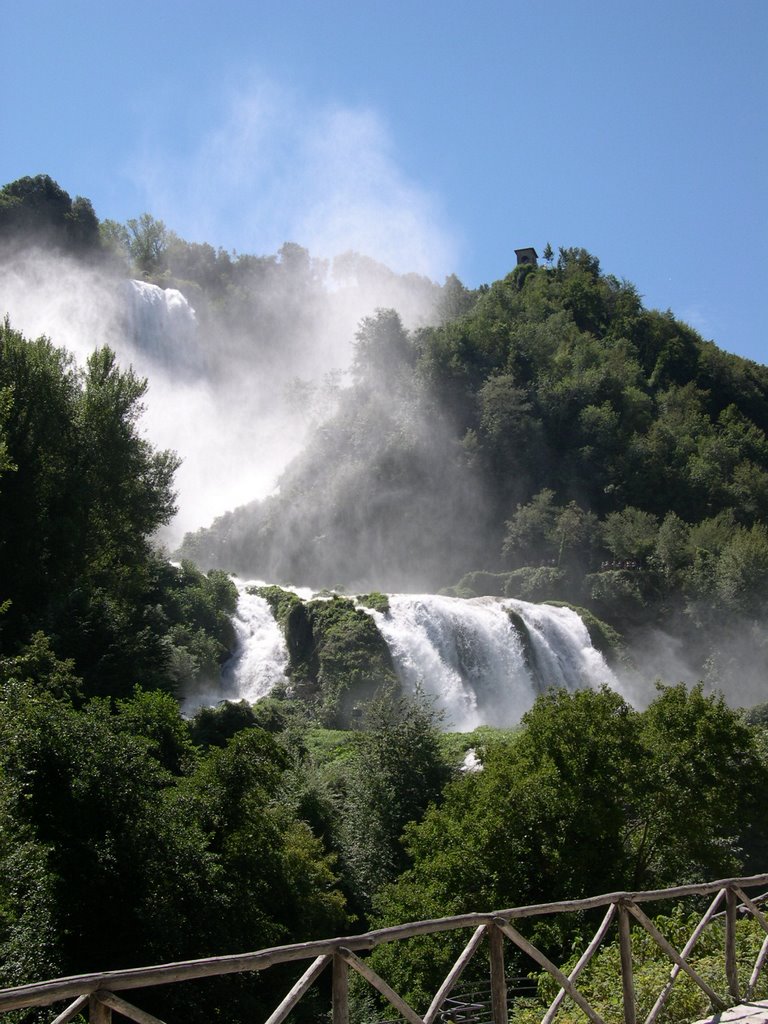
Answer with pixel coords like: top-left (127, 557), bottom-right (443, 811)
top-left (2, 873), bottom-right (768, 1024)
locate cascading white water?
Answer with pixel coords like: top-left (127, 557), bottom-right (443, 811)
top-left (192, 584), bottom-right (616, 728)
top-left (369, 594), bottom-right (530, 730)
top-left (124, 280), bottom-right (202, 373)
top-left (183, 581), bottom-right (289, 714)
top-left (506, 598), bottom-right (613, 694)
top-left (369, 594), bottom-right (616, 731)
top-left (222, 584), bottom-right (290, 701)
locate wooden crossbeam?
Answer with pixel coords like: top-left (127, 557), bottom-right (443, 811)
top-left (263, 954), bottom-right (331, 1024)
top-left (51, 994), bottom-right (89, 1024)
top-left (734, 886), bottom-right (768, 935)
top-left (93, 991), bottom-right (168, 1024)
top-left (746, 931), bottom-right (768, 1001)
top-left (645, 887), bottom-right (725, 1024)
top-left (542, 903), bottom-right (616, 1024)
top-left (738, 878), bottom-right (768, 1000)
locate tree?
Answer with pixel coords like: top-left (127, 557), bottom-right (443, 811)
top-left (182, 727), bottom-right (347, 945)
top-left (337, 692), bottom-right (449, 913)
top-left (503, 489), bottom-right (558, 565)
top-left (437, 273), bottom-right (474, 322)
top-left (0, 685), bottom-right (207, 982)
top-left (126, 213), bottom-right (168, 276)
top-left (478, 373), bottom-right (543, 480)
top-left (0, 631), bottom-right (83, 703)
top-left (0, 383), bottom-right (14, 483)
top-left (0, 323), bottom-right (188, 696)
top-left (0, 174), bottom-right (72, 241)
top-left (503, 491), bottom-right (597, 570)
top-left (0, 686), bottom-right (348, 1021)
top-left (0, 175), bottom-right (100, 253)
top-left (65, 195), bottom-right (100, 252)
top-left (99, 218), bottom-right (131, 262)
top-left (556, 247), bottom-right (601, 278)
top-left (0, 324), bottom-right (85, 645)
top-left (602, 507), bottom-right (659, 562)
top-left (714, 523), bottom-right (768, 614)
top-left (370, 688), bottom-right (640, 1007)
top-left (79, 346), bottom-right (179, 560)
top-left (632, 683), bottom-right (768, 885)
top-left (352, 308), bottom-right (414, 388)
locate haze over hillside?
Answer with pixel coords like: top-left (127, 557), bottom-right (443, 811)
top-left (0, 175), bottom-right (451, 542)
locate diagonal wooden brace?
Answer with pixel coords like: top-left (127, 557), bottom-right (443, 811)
top-left (625, 903), bottom-right (727, 1010)
top-left (492, 917), bottom-right (607, 1024)
top-left (337, 947), bottom-right (424, 1024)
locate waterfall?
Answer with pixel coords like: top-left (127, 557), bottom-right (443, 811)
top-left (194, 584), bottom-right (616, 728)
top-left (222, 584), bottom-right (291, 701)
top-left (506, 598), bottom-right (612, 695)
top-left (124, 280), bottom-right (202, 373)
top-left (369, 594), bottom-right (529, 730)
top-left (183, 582), bottom-right (289, 714)
top-left (370, 594), bottom-right (615, 730)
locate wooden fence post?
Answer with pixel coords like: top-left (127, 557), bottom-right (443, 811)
top-left (488, 922), bottom-right (507, 1024)
top-left (618, 903), bottom-right (636, 1024)
top-left (332, 953), bottom-right (349, 1024)
top-left (725, 886), bottom-right (739, 999)
top-left (89, 995), bottom-right (111, 1024)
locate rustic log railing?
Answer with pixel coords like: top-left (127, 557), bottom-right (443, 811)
top-left (2, 873), bottom-right (768, 1024)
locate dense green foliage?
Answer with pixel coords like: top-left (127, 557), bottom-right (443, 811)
top-left (0, 685), bottom-right (348, 1021)
top-left (334, 693), bottom-right (450, 914)
top-left (0, 175), bottom-right (101, 256)
top-left (368, 685), bottom-right (768, 1008)
top-left (0, 320), bottom-right (236, 699)
top-left (511, 912), bottom-right (768, 1023)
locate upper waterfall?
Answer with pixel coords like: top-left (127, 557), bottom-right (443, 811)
top-left (124, 279), bottom-right (202, 373)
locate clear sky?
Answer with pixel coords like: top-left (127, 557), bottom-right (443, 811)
top-left (3, 0), bottom-right (766, 363)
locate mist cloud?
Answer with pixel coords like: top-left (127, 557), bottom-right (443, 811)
top-left (131, 76), bottom-right (458, 280)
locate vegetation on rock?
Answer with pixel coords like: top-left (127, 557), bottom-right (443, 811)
top-left (254, 588), bottom-right (399, 727)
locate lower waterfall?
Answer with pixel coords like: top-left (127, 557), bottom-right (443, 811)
top-left (201, 583), bottom-right (617, 729)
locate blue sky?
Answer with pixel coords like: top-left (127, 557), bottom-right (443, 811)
top-left (3, 0), bottom-right (766, 363)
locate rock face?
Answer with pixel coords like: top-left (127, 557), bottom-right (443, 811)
top-left (257, 588), bottom-right (399, 728)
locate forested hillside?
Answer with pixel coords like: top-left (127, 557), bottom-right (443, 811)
top-left (2, 175), bottom-right (768, 1021)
